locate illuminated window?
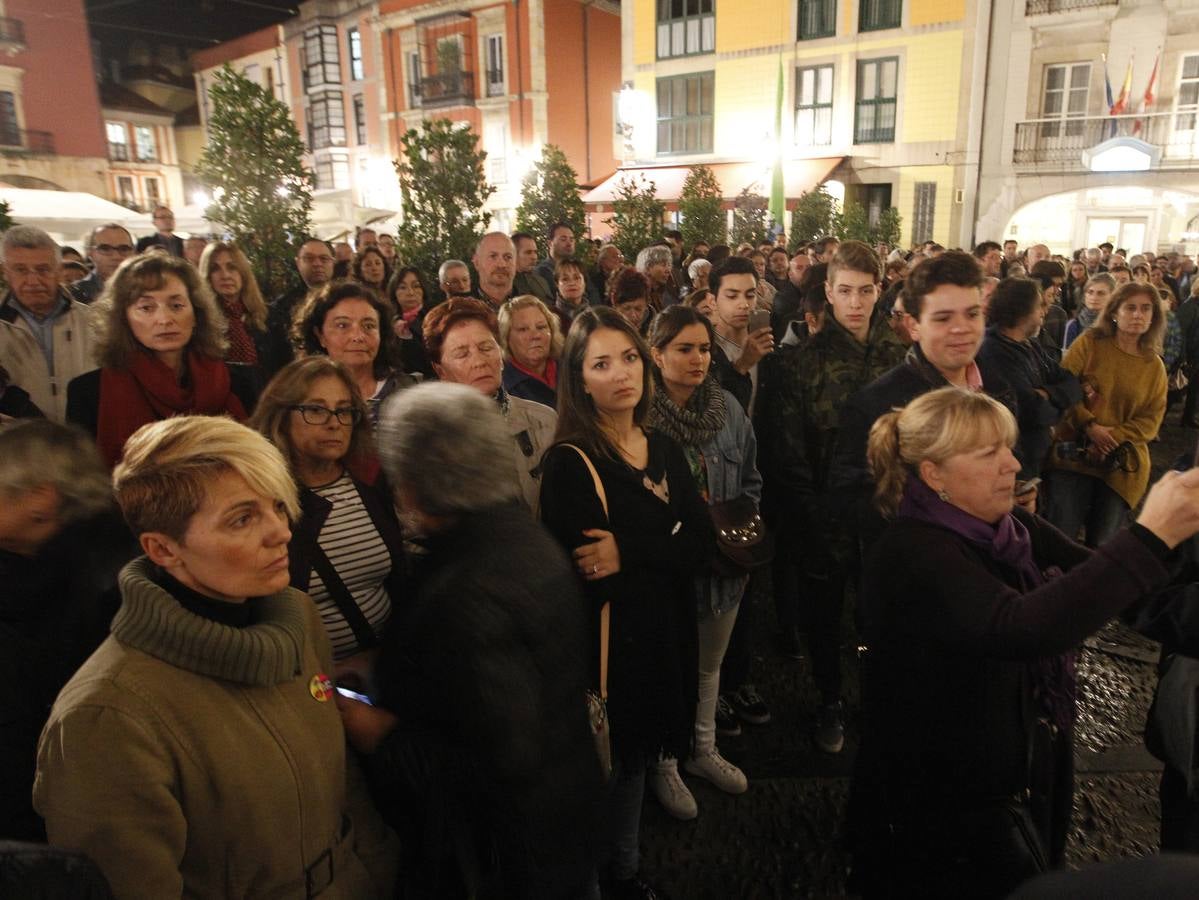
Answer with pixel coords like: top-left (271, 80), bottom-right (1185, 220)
top-left (795, 65), bottom-right (833, 146)
top-left (656, 0), bottom-right (714, 60)
top-left (656, 71), bottom-right (714, 155)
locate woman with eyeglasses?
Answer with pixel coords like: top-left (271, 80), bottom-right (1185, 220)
top-left (293, 281), bottom-right (416, 429)
top-left (250, 356), bottom-right (405, 689)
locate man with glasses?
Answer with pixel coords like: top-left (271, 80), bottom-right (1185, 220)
top-left (136, 206), bottom-right (184, 257)
top-left (69, 223), bottom-right (135, 304)
top-left (263, 238), bottom-right (335, 376)
top-left (0, 226), bottom-right (98, 421)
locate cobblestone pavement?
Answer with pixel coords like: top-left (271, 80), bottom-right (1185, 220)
top-left (636, 419), bottom-right (1197, 898)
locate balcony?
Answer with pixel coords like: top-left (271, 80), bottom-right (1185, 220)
top-left (0, 128), bottom-right (55, 154)
top-left (1014, 112), bottom-right (1199, 172)
top-left (1025, 0), bottom-right (1117, 13)
top-left (109, 141), bottom-right (129, 161)
top-left (418, 71), bottom-right (475, 108)
top-left (0, 16), bottom-right (25, 52)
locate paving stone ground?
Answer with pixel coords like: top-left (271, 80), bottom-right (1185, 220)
top-left (635, 417), bottom-right (1197, 898)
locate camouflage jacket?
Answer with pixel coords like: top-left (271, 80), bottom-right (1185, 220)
top-left (758, 311), bottom-right (907, 511)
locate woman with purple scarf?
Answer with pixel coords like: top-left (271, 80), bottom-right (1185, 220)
top-left (847, 386), bottom-right (1199, 900)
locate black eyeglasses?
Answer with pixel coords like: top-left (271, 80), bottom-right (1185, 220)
top-left (95, 244), bottom-right (134, 254)
top-left (290, 404), bottom-right (361, 426)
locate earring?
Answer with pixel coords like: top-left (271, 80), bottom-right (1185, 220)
top-left (938, 489), bottom-right (950, 502)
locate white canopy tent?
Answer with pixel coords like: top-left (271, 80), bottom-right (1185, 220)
top-left (175, 190), bottom-right (396, 242)
top-left (0, 188), bottom-right (153, 246)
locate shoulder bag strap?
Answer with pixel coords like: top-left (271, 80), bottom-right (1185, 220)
top-left (561, 443), bottom-right (610, 701)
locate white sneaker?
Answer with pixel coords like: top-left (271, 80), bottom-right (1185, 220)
top-left (684, 750), bottom-right (748, 795)
top-left (647, 761), bottom-right (698, 820)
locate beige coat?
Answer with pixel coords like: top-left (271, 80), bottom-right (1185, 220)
top-left (0, 289), bottom-right (98, 422)
top-left (507, 393), bottom-right (557, 516)
top-left (34, 558), bottom-right (398, 899)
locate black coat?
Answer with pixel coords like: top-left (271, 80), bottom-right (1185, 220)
top-left (501, 362), bottom-right (556, 408)
top-left (539, 432), bottom-right (714, 767)
top-left (367, 503), bottom-right (602, 899)
top-left (0, 511), bottom-right (136, 841)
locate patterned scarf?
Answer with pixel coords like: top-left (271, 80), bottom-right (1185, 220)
top-left (647, 373), bottom-right (726, 448)
top-left (221, 297), bottom-right (258, 365)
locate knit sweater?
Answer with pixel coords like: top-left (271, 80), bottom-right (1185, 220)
top-left (34, 557), bottom-right (397, 899)
top-left (1054, 330), bottom-right (1166, 508)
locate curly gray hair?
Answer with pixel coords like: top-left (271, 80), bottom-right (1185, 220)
top-left (636, 244), bottom-right (672, 274)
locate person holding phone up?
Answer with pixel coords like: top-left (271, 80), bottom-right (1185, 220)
top-left (708, 256), bottom-right (776, 417)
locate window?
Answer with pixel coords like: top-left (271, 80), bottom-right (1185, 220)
top-left (656, 71), bottom-right (714, 154)
top-left (912, 182), bottom-right (936, 244)
top-left (859, 0), bottom-right (901, 31)
top-left (117, 176), bottom-right (136, 207)
top-left (353, 94), bottom-right (366, 145)
top-left (315, 155), bottom-right (350, 190)
top-left (1176, 55), bottom-right (1199, 131)
top-left (304, 25), bottom-right (341, 88)
top-left (861, 183), bottom-right (892, 227)
top-left (795, 65), bottom-right (833, 146)
top-left (0, 91), bottom-right (17, 146)
top-left (854, 57), bottom-right (898, 143)
top-left (407, 51), bottom-right (422, 107)
top-left (1040, 62), bottom-right (1090, 138)
top-left (308, 91), bottom-right (346, 150)
top-left (145, 177), bottom-right (161, 206)
top-left (106, 120), bottom-right (128, 160)
top-left (134, 125), bottom-right (157, 162)
top-left (348, 27), bottom-right (364, 81)
top-left (656, 0), bottom-right (714, 60)
top-left (798, 0), bottom-right (836, 40)
top-left (485, 121), bottom-right (508, 183)
top-left (485, 34), bottom-right (505, 98)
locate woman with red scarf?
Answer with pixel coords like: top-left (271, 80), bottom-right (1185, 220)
top-left (66, 254), bottom-right (250, 467)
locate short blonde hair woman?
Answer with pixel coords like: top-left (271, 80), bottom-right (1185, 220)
top-left (498, 294), bottom-right (564, 408)
top-left (34, 415), bottom-right (398, 899)
top-left (852, 386), bottom-right (1199, 898)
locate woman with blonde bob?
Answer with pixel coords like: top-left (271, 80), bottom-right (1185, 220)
top-left (498, 294), bottom-right (564, 408)
top-left (33, 415), bottom-right (398, 899)
top-left (849, 386), bottom-right (1199, 899)
top-left (198, 240), bottom-right (269, 371)
top-left (67, 253), bottom-right (253, 466)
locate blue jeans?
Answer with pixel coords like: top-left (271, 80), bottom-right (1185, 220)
top-left (1043, 469), bottom-right (1128, 547)
top-left (596, 759), bottom-right (646, 882)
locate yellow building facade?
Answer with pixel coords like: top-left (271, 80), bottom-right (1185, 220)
top-left (619, 0), bottom-right (981, 247)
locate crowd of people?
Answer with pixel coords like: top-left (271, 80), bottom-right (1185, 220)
top-left (6, 207), bottom-right (1199, 899)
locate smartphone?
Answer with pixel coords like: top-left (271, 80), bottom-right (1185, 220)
top-left (748, 309), bottom-right (771, 334)
top-left (1015, 477), bottom-right (1041, 497)
top-left (335, 686), bottom-right (373, 706)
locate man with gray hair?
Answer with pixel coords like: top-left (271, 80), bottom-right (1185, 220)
top-left (438, 259), bottom-right (472, 299)
top-left (354, 380), bottom-right (601, 898)
top-left (0, 225), bottom-right (98, 421)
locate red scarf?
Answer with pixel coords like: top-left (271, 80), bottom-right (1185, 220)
top-left (97, 350), bottom-right (247, 467)
top-left (221, 297), bottom-right (259, 365)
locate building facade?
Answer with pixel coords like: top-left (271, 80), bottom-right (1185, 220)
top-left (377, 0), bottom-right (621, 233)
top-left (100, 82), bottom-right (185, 212)
top-left (974, 0), bottom-right (1199, 256)
top-left (611, 0), bottom-right (981, 248)
top-left (0, 0), bottom-right (108, 195)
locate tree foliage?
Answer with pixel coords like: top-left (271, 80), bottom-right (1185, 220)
top-left (0, 200), bottom-right (15, 233)
top-left (730, 187), bottom-right (769, 247)
top-left (833, 201), bottom-right (903, 248)
top-left (789, 185), bottom-right (837, 252)
top-left (194, 65), bottom-right (313, 297)
top-left (677, 165), bottom-right (725, 247)
top-left (515, 144), bottom-right (586, 256)
top-left (605, 174), bottom-right (665, 263)
top-left (395, 118), bottom-right (495, 280)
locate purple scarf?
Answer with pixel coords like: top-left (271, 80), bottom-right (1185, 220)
top-left (898, 477), bottom-right (1076, 732)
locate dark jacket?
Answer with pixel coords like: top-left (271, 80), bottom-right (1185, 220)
top-left (0, 511), bottom-right (135, 841)
top-left (770, 282), bottom-right (802, 344)
top-left (976, 326), bottom-right (1083, 479)
top-left (831, 344), bottom-right (1020, 551)
top-left (502, 362), bottom-right (556, 408)
top-left (263, 283), bottom-right (314, 377)
top-left (709, 340), bottom-right (753, 416)
top-left (0, 841), bottom-right (114, 898)
top-left (135, 233), bottom-right (185, 257)
top-left (512, 270), bottom-right (552, 305)
top-left (853, 513), bottom-right (1168, 886)
top-left (367, 502), bottom-right (602, 900)
top-left (67, 271), bottom-right (103, 305)
top-left (539, 432), bottom-right (714, 767)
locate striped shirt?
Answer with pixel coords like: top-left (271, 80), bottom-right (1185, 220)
top-left (307, 473), bottom-right (393, 659)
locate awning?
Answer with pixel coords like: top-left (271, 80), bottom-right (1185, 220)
top-left (0, 188), bottom-right (153, 243)
top-left (582, 158), bottom-right (843, 209)
top-left (173, 191), bottom-right (398, 241)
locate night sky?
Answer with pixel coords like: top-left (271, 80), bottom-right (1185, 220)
top-left (85, 0), bottom-right (299, 49)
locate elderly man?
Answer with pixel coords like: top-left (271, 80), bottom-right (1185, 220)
top-left (136, 206), bottom-right (184, 256)
top-left (511, 231), bottom-right (552, 304)
top-left (69, 223), bottom-right (135, 304)
top-left (0, 226), bottom-right (98, 422)
top-left (474, 232), bottom-right (517, 311)
top-left (439, 259), bottom-right (473, 299)
top-left (1026, 243), bottom-right (1051, 269)
top-left (262, 237), bottom-right (335, 376)
top-left (589, 244), bottom-right (624, 302)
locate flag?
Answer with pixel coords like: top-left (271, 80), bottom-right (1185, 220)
top-left (1110, 53), bottom-right (1133, 116)
top-left (1103, 54), bottom-right (1115, 139)
top-left (1134, 49), bottom-right (1161, 135)
top-left (769, 55), bottom-right (786, 231)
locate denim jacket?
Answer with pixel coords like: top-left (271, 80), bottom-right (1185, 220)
top-left (695, 389), bottom-right (763, 617)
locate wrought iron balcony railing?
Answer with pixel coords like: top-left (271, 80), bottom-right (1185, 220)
top-left (418, 71), bottom-right (475, 107)
top-left (1025, 0), bottom-right (1117, 14)
top-left (1013, 112), bottom-right (1199, 170)
top-left (0, 128), bottom-right (55, 154)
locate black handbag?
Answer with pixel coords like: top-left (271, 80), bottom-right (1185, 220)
top-left (708, 494), bottom-right (774, 574)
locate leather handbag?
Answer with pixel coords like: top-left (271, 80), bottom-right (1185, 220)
top-left (562, 444), bottom-right (614, 779)
top-left (708, 493), bottom-right (774, 574)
